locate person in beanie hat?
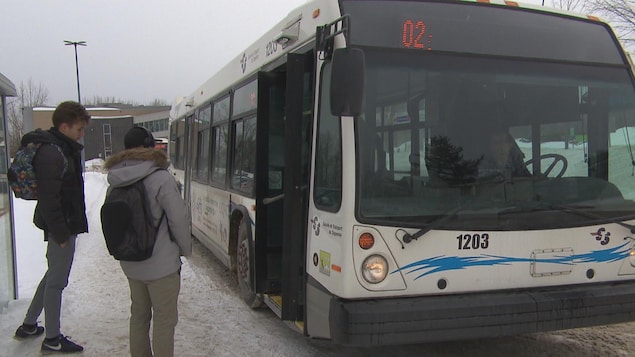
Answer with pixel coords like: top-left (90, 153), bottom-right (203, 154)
top-left (124, 126), bottom-right (156, 149)
top-left (104, 126), bottom-right (191, 357)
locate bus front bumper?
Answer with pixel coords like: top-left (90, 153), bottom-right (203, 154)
top-left (327, 281), bottom-right (635, 346)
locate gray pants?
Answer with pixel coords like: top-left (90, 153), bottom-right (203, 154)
top-left (23, 235), bottom-right (76, 339)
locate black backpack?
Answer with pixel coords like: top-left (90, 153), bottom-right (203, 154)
top-left (100, 177), bottom-right (164, 261)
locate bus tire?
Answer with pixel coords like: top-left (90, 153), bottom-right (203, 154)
top-left (236, 214), bottom-right (262, 308)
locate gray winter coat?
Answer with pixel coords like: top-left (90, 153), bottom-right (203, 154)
top-left (104, 148), bottom-right (191, 281)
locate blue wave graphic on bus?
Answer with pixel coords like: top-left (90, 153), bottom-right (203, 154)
top-left (393, 242), bottom-right (631, 280)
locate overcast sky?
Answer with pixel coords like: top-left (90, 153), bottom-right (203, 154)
top-left (2, 0), bottom-right (546, 107)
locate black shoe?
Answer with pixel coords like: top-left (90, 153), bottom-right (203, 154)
top-left (14, 323), bottom-right (44, 338)
top-left (41, 334), bottom-right (84, 353)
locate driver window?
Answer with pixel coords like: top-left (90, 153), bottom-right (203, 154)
top-left (314, 63), bottom-right (343, 212)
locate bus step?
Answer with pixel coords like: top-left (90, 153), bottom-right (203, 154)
top-left (283, 320), bottom-right (304, 334)
top-left (263, 294), bottom-right (283, 318)
top-left (262, 294), bottom-right (304, 333)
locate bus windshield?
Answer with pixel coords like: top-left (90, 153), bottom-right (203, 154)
top-left (356, 51), bottom-right (635, 230)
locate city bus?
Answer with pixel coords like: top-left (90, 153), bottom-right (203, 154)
top-left (169, 0), bottom-right (635, 346)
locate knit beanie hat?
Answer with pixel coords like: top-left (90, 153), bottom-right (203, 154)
top-left (124, 126), bottom-right (155, 149)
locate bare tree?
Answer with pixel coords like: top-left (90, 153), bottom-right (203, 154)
top-left (148, 98), bottom-right (169, 106)
top-left (587, 0), bottom-right (635, 48)
top-left (6, 79), bottom-right (49, 155)
top-left (82, 96), bottom-right (169, 107)
top-left (6, 100), bottom-right (24, 156)
top-left (548, 0), bottom-right (587, 11)
top-left (84, 95), bottom-right (139, 107)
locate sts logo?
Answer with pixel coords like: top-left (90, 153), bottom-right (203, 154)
top-left (311, 216), bottom-right (321, 236)
top-left (240, 53), bottom-right (247, 74)
top-left (591, 227), bottom-right (610, 245)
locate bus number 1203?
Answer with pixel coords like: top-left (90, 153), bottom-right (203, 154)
top-left (457, 233), bottom-right (490, 250)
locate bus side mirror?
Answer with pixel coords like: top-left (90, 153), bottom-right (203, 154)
top-left (330, 48), bottom-right (365, 117)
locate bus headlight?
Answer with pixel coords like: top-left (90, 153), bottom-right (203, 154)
top-left (630, 250), bottom-right (635, 267)
top-left (362, 255), bottom-right (388, 284)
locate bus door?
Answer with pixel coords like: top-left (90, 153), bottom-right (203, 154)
top-left (281, 52), bottom-right (313, 322)
top-left (255, 52), bottom-right (314, 322)
top-left (255, 71), bottom-right (286, 300)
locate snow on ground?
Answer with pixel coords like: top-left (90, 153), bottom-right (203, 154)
top-left (0, 172), bottom-right (319, 356)
top-left (1, 170), bottom-right (368, 356)
top-left (3, 169), bottom-right (635, 356)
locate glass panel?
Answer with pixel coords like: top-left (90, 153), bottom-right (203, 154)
top-left (190, 118), bottom-right (200, 176)
top-left (196, 129), bottom-right (210, 182)
top-left (356, 50), bottom-right (635, 231)
top-left (391, 129), bottom-right (411, 180)
top-left (0, 96), bottom-right (15, 306)
top-left (233, 81), bottom-right (258, 117)
top-left (171, 119), bottom-right (186, 170)
top-left (199, 105), bottom-right (212, 125)
top-left (169, 121), bottom-right (178, 164)
top-left (232, 121), bottom-right (244, 190)
top-left (231, 117), bottom-right (256, 194)
top-left (267, 84), bottom-right (285, 193)
top-left (211, 124), bottom-right (228, 184)
top-left (314, 63), bottom-right (342, 211)
top-left (213, 96), bottom-right (230, 124)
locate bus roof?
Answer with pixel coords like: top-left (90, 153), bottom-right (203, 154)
top-left (169, 0), bottom-right (341, 121)
top-left (169, 0), bottom-right (610, 122)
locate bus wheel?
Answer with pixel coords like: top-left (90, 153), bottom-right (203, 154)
top-left (236, 216), bottom-right (262, 308)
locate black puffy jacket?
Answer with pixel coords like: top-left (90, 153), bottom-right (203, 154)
top-left (22, 128), bottom-right (88, 243)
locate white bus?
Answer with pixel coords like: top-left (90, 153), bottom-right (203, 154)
top-left (169, 0), bottom-right (635, 346)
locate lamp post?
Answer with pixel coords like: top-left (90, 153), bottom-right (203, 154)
top-left (64, 40), bottom-right (86, 103)
top-left (64, 40), bottom-right (87, 170)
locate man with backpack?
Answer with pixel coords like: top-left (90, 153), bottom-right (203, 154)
top-left (103, 126), bottom-right (191, 357)
top-left (13, 101), bottom-right (90, 353)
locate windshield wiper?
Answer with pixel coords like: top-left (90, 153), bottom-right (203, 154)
top-left (500, 202), bottom-right (635, 233)
top-left (400, 203), bottom-right (635, 246)
top-left (401, 207), bottom-right (464, 244)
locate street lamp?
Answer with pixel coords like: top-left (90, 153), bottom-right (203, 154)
top-left (64, 40), bottom-right (87, 170)
top-left (64, 40), bottom-right (87, 103)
